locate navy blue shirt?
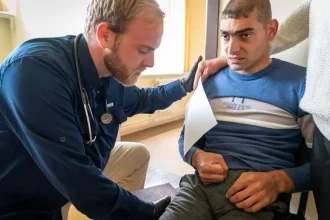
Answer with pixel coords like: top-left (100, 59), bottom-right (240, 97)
top-left (0, 35), bottom-right (186, 219)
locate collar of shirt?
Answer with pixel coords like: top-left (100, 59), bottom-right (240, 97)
top-left (76, 35), bottom-right (102, 90)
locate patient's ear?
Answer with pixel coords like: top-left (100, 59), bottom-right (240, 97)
top-left (95, 22), bottom-right (116, 50)
top-left (267, 19), bottom-right (278, 41)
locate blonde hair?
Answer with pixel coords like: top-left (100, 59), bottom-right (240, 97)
top-left (84, 0), bottom-right (165, 39)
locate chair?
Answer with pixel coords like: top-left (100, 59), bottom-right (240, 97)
top-left (143, 141), bottom-right (312, 220)
top-left (288, 139), bottom-right (311, 220)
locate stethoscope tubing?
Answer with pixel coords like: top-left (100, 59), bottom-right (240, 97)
top-left (74, 33), bottom-right (95, 146)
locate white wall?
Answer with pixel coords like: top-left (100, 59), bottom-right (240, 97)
top-left (0, 18), bottom-right (13, 63)
top-left (219, 0), bottom-right (308, 67)
top-left (7, 0), bottom-right (89, 48)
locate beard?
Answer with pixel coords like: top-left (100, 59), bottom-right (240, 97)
top-left (104, 38), bottom-right (143, 87)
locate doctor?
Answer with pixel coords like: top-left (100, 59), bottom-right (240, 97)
top-left (0, 0), bottom-right (200, 219)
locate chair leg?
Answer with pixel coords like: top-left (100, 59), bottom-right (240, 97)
top-left (297, 192), bottom-right (309, 216)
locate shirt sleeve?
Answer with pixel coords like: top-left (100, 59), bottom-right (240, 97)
top-left (297, 78), bottom-right (314, 148)
top-left (0, 57), bottom-right (153, 219)
top-left (123, 80), bottom-right (186, 117)
top-left (298, 114), bottom-right (314, 148)
top-left (178, 125), bottom-right (206, 166)
top-left (284, 89), bottom-right (313, 192)
top-left (270, 0), bottom-right (311, 55)
top-left (283, 163), bottom-right (311, 192)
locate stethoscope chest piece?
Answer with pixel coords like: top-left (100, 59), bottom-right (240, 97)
top-left (101, 113), bottom-right (113, 124)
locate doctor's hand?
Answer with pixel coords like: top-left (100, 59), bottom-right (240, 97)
top-left (192, 149), bottom-right (228, 185)
top-left (193, 55), bottom-right (228, 89)
top-left (226, 171), bottom-right (294, 213)
top-left (180, 56), bottom-right (203, 93)
top-left (153, 195), bottom-right (171, 219)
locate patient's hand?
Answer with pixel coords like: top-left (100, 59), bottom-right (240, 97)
top-left (226, 171), bottom-right (294, 213)
top-left (192, 149), bottom-right (228, 184)
top-left (193, 55), bottom-right (228, 89)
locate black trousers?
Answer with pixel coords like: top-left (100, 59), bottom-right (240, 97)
top-left (311, 125), bottom-right (330, 220)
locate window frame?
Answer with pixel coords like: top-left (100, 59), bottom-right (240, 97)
top-left (205, 0), bottom-right (220, 60)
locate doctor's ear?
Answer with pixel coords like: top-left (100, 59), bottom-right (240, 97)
top-left (95, 22), bottom-right (116, 49)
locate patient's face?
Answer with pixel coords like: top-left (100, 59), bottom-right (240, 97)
top-left (220, 10), bottom-right (274, 74)
top-left (104, 14), bottom-right (163, 86)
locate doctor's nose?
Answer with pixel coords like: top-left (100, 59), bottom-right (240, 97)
top-left (143, 52), bottom-right (155, 68)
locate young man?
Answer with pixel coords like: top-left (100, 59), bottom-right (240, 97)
top-left (196, 1), bottom-right (330, 219)
top-left (161, 0), bottom-right (313, 219)
top-left (0, 0), bottom-right (200, 219)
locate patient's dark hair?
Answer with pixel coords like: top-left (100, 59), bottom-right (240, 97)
top-left (220, 0), bottom-right (272, 25)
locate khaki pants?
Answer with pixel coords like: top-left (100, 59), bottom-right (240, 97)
top-left (61, 142), bottom-right (150, 220)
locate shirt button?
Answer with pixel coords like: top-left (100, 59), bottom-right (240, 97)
top-left (60, 137), bottom-right (66, 143)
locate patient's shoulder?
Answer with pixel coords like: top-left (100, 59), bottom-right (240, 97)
top-left (202, 67), bottom-right (231, 98)
top-left (203, 66), bottom-right (231, 86)
top-left (273, 58), bottom-right (306, 80)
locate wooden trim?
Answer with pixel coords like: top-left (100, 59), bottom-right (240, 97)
top-left (184, 0), bottom-right (191, 72)
top-left (205, 0), bottom-right (220, 60)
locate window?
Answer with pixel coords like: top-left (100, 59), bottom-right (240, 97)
top-left (143, 0), bottom-right (186, 75)
top-left (6, 0), bottom-right (186, 75)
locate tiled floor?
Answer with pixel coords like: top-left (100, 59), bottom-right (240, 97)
top-left (122, 120), bottom-right (318, 220)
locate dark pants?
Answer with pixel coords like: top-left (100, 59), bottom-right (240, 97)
top-left (311, 125), bottom-right (330, 220)
top-left (160, 170), bottom-right (291, 220)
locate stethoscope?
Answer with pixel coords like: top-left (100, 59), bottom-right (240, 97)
top-left (74, 33), bottom-right (113, 146)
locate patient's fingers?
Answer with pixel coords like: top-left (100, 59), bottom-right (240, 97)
top-left (193, 60), bottom-right (206, 89)
top-left (193, 150), bottom-right (229, 184)
top-left (215, 158), bottom-right (229, 175)
top-left (199, 172), bottom-right (227, 184)
top-left (198, 163), bottom-right (227, 184)
top-left (198, 163), bottom-right (225, 175)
